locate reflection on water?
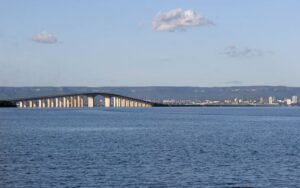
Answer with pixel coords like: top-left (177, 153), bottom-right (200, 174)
top-left (1, 107), bottom-right (300, 187)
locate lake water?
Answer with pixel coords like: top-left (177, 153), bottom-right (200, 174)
top-left (1, 107), bottom-right (300, 187)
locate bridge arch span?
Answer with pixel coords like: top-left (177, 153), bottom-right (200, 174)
top-left (12, 92), bottom-right (158, 108)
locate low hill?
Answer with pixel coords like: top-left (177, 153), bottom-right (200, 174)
top-left (0, 86), bottom-right (299, 101)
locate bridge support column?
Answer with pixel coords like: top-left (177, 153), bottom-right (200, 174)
top-left (76, 96), bottom-right (81, 108)
top-left (29, 100), bottom-right (33, 108)
top-left (66, 97), bottom-right (70, 108)
top-left (42, 99), bottom-right (46, 108)
top-left (69, 97), bottom-right (73, 108)
top-left (121, 98), bottom-right (125, 107)
top-left (19, 101), bottom-right (23, 108)
top-left (73, 97), bottom-right (77, 108)
top-left (55, 98), bottom-right (59, 108)
top-left (33, 101), bottom-right (37, 108)
top-left (46, 99), bottom-right (50, 108)
top-left (23, 101), bottom-right (27, 108)
top-left (104, 96), bottom-right (111, 108)
top-left (80, 96), bottom-right (84, 107)
top-left (112, 97), bottom-right (116, 107)
top-left (62, 97), bottom-right (66, 108)
top-left (58, 98), bottom-right (62, 108)
top-left (117, 98), bottom-right (121, 107)
top-left (50, 99), bottom-right (54, 108)
top-left (87, 96), bottom-right (94, 108)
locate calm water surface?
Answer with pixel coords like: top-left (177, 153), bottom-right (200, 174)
top-left (1, 107), bottom-right (300, 187)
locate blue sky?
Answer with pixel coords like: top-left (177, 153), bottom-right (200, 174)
top-left (0, 0), bottom-right (299, 87)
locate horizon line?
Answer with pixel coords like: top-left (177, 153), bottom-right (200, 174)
top-left (1, 85), bottom-right (300, 88)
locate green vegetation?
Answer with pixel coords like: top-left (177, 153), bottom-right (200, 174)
top-left (0, 100), bottom-right (16, 107)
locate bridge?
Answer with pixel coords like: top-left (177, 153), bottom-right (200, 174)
top-left (12, 92), bottom-right (159, 108)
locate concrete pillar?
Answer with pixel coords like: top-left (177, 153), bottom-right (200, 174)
top-left (87, 96), bottom-right (94, 108)
top-left (19, 101), bottom-right (23, 108)
top-left (118, 98), bottom-right (121, 107)
top-left (55, 98), bottom-right (59, 108)
top-left (50, 99), bottom-right (54, 108)
top-left (76, 96), bottom-right (81, 108)
top-left (129, 100), bottom-right (133, 107)
top-left (112, 97), bottom-right (116, 107)
top-left (114, 98), bottom-right (116, 107)
top-left (62, 97), bottom-right (66, 108)
top-left (42, 99), bottom-right (46, 108)
top-left (23, 101), bottom-right (27, 108)
top-left (125, 99), bottom-right (129, 107)
top-left (66, 97), bottom-right (70, 108)
top-left (116, 98), bottom-right (119, 107)
top-left (38, 100), bottom-right (42, 108)
top-left (46, 99), bottom-right (50, 108)
top-left (58, 97), bottom-right (62, 108)
top-left (29, 100), bottom-right (33, 108)
top-left (120, 98), bottom-right (125, 107)
top-left (69, 97), bottom-right (73, 108)
top-left (33, 101), bottom-right (37, 108)
top-left (104, 96), bottom-right (111, 108)
top-left (73, 97), bottom-right (77, 108)
top-left (80, 96), bottom-right (84, 107)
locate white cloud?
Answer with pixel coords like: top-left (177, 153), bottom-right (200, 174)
top-left (224, 46), bottom-right (265, 58)
top-left (152, 8), bottom-right (213, 32)
top-left (32, 31), bottom-right (57, 44)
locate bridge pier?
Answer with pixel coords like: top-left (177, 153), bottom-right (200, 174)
top-left (117, 98), bottom-right (121, 107)
top-left (62, 97), bottom-right (66, 108)
top-left (55, 98), bottom-right (59, 108)
top-left (87, 96), bottom-right (94, 108)
top-left (80, 96), bottom-right (83, 107)
top-left (50, 99), bottom-right (54, 108)
top-left (73, 97), bottom-right (77, 108)
top-left (104, 96), bottom-right (111, 108)
top-left (19, 101), bottom-right (23, 108)
top-left (42, 99), bottom-right (46, 108)
top-left (29, 100), bottom-right (33, 108)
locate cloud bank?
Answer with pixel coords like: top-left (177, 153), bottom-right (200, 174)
top-left (152, 8), bottom-right (213, 32)
top-left (32, 31), bottom-right (57, 44)
top-left (224, 46), bottom-right (265, 58)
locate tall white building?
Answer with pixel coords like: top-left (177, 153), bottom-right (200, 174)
top-left (286, 99), bottom-right (292, 105)
top-left (268, 96), bottom-right (274, 104)
top-left (292, 96), bottom-right (298, 104)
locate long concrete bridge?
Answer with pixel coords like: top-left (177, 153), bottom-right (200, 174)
top-left (12, 92), bottom-right (159, 108)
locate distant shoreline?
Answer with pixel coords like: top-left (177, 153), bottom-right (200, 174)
top-left (155, 104), bottom-right (299, 107)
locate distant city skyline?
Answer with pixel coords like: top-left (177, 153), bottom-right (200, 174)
top-left (1, 0), bottom-right (299, 87)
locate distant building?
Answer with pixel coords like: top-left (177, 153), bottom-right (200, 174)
top-left (268, 96), bottom-right (274, 104)
top-left (259, 97), bottom-right (264, 104)
top-left (292, 96), bottom-right (298, 104)
top-left (286, 99), bottom-right (292, 105)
